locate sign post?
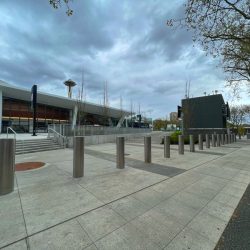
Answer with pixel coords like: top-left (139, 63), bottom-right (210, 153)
top-left (31, 85), bottom-right (37, 136)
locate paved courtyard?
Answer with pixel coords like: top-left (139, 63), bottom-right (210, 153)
top-left (0, 137), bottom-right (249, 249)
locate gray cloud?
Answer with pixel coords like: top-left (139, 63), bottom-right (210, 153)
top-left (0, 0), bottom-right (243, 118)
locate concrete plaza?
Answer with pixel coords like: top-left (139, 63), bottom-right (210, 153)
top-left (0, 136), bottom-right (249, 249)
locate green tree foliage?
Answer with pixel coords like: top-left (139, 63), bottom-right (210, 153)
top-left (153, 119), bottom-right (168, 131)
top-left (167, 0), bottom-right (250, 89)
top-left (229, 104), bottom-right (250, 133)
top-left (49, 0), bottom-right (73, 16)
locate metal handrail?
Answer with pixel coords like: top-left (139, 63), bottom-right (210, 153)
top-left (7, 127), bottom-right (17, 140)
top-left (47, 128), bottom-right (66, 148)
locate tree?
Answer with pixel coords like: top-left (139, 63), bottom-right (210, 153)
top-left (76, 69), bottom-right (86, 125)
top-left (229, 104), bottom-right (250, 134)
top-left (153, 119), bottom-right (168, 131)
top-left (49, 0), bottom-right (73, 16)
top-left (167, 0), bottom-right (250, 89)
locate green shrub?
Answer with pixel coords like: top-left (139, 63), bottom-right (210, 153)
top-left (161, 131), bottom-right (198, 145)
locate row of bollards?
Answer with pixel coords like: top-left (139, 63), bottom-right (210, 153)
top-left (0, 132), bottom-right (238, 196)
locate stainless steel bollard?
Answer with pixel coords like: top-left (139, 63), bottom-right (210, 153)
top-left (73, 136), bottom-right (84, 178)
top-left (229, 134), bottom-right (231, 143)
top-left (225, 134), bottom-right (228, 144)
top-left (0, 139), bottom-right (15, 195)
top-left (216, 134), bottom-right (220, 147)
top-left (189, 135), bottom-right (195, 152)
top-left (221, 134), bottom-right (224, 145)
top-left (164, 135), bottom-right (170, 158)
top-left (212, 134), bottom-right (216, 147)
top-left (144, 136), bottom-right (151, 163)
top-left (116, 137), bottom-right (125, 169)
top-left (198, 134), bottom-right (203, 150)
top-left (178, 135), bottom-right (184, 155)
top-left (205, 134), bottom-right (210, 148)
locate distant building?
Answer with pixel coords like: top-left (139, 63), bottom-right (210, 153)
top-left (181, 94), bottom-right (230, 135)
top-left (0, 80), bottom-right (130, 133)
top-left (169, 112), bottom-right (178, 122)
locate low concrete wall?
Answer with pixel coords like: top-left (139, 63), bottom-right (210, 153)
top-left (66, 131), bottom-right (167, 147)
top-left (184, 128), bottom-right (228, 137)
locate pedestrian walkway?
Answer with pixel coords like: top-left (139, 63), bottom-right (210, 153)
top-left (0, 138), bottom-right (249, 249)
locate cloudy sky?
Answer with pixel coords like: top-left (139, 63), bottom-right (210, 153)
top-left (0, 0), bottom-right (248, 118)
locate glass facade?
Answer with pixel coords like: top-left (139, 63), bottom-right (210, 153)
top-left (2, 97), bottom-right (70, 133)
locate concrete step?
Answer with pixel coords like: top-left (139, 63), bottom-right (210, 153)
top-left (16, 147), bottom-right (62, 155)
top-left (16, 142), bottom-right (58, 148)
top-left (16, 139), bottom-right (52, 144)
top-left (15, 139), bottom-right (63, 155)
top-left (16, 144), bottom-right (60, 150)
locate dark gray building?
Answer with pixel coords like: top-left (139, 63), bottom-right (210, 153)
top-left (181, 94), bottom-right (229, 135)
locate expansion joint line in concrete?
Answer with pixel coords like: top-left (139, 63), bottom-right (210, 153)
top-left (182, 146), bottom-right (242, 176)
top-left (163, 177), bottom-right (232, 249)
top-left (14, 174), bottom-right (30, 250)
top-left (1, 174), bottom-right (171, 249)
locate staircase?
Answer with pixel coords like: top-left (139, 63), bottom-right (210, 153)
top-left (16, 138), bottom-right (63, 155)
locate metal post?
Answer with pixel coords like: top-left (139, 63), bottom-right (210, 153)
top-left (216, 134), bottom-right (220, 147)
top-left (205, 134), bottom-right (210, 148)
top-left (228, 134), bottom-right (231, 143)
top-left (164, 135), bottom-right (170, 158)
top-left (73, 136), bottom-right (84, 178)
top-left (235, 134), bottom-right (237, 142)
top-left (198, 134), bottom-right (203, 150)
top-left (225, 134), bottom-right (228, 144)
top-left (189, 135), bottom-right (195, 152)
top-left (144, 136), bottom-right (151, 163)
top-left (178, 135), bottom-right (184, 155)
top-left (0, 139), bottom-right (15, 195)
top-left (212, 134), bottom-right (216, 147)
top-left (116, 137), bottom-right (125, 169)
top-left (221, 134), bottom-right (224, 145)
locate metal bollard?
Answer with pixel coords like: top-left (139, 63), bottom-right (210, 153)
top-left (225, 134), bottom-right (228, 144)
top-left (212, 134), bottom-right (216, 147)
top-left (0, 139), bottom-right (15, 195)
top-left (205, 134), bottom-right (210, 148)
top-left (229, 134), bottom-right (231, 143)
top-left (178, 135), bottom-right (184, 155)
top-left (164, 135), bottom-right (170, 158)
top-left (216, 134), bottom-right (220, 147)
top-left (116, 137), bottom-right (125, 169)
top-left (235, 134), bottom-right (237, 142)
top-left (221, 134), bottom-right (224, 145)
top-left (73, 136), bottom-right (84, 178)
top-left (144, 136), bottom-right (151, 163)
top-left (198, 134), bottom-right (203, 150)
top-left (189, 135), bottom-right (195, 152)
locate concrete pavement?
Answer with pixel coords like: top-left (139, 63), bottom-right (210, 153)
top-left (0, 137), bottom-right (249, 249)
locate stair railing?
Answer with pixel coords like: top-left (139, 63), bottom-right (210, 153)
top-left (48, 128), bottom-right (66, 148)
top-left (7, 127), bottom-right (17, 140)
